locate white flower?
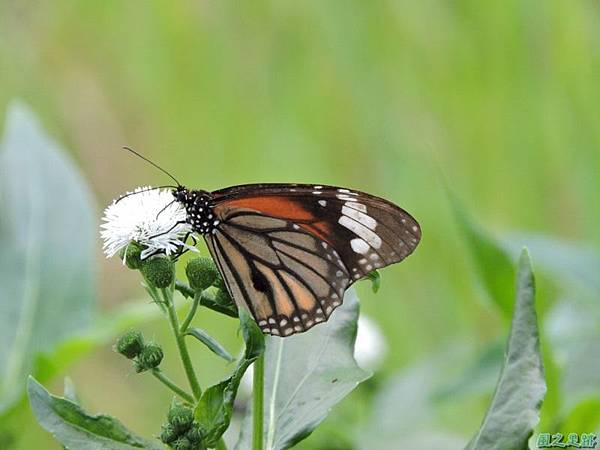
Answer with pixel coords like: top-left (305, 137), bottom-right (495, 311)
top-left (354, 315), bottom-right (388, 370)
top-left (100, 186), bottom-right (196, 259)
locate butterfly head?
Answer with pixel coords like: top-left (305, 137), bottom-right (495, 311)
top-left (172, 186), bottom-right (190, 204)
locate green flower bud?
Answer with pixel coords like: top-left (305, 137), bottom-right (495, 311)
top-left (115, 330), bottom-right (144, 359)
top-left (213, 273), bottom-right (227, 292)
top-left (171, 436), bottom-right (191, 450)
top-left (185, 257), bottom-right (219, 292)
top-left (141, 256), bottom-right (175, 288)
top-left (135, 343), bottom-right (164, 372)
top-left (185, 424), bottom-right (203, 444)
top-left (168, 403), bottom-right (194, 433)
top-left (215, 288), bottom-right (232, 306)
top-left (119, 241), bottom-right (144, 270)
top-left (160, 423), bottom-right (178, 444)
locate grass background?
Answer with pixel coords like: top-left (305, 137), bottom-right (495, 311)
top-left (1, 1), bottom-right (599, 448)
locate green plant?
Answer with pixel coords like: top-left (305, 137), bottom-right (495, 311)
top-left (1, 103), bottom-right (567, 450)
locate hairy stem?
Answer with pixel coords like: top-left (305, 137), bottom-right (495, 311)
top-left (161, 287), bottom-right (202, 400)
top-left (175, 279), bottom-right (195, 298)
top-left (253, 354), bottom-right (265, 450)
top-left (151, 368), bottom-right (194, 404)
top-left (180, 292), bottom-right (200, 333)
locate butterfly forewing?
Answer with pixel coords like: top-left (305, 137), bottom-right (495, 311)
top-left (201, 183), bottom-right (420, 337)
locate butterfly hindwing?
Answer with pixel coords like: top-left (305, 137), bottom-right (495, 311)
top-left (203, 184), bottom-right (420, 336)
top-left (205, 212), bottom-right (349, 336)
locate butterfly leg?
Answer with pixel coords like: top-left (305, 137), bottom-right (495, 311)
top-left (139, 248), bottom-right (162, 261)
top-left (171, 232), bottom-right (199, 261)
top-left (148, 220), bottom-right (188, 239)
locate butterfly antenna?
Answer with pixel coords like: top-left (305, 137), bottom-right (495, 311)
top-left (115, 185), bottom-right (178, 203)
top-left (122, 146), bottom-right (182, 186)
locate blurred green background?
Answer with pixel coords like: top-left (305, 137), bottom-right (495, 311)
top-left (1, 1), bottom-right (599, 449)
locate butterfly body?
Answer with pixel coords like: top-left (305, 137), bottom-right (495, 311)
top-left (173, 187), bottom-right (218, 235)
top-left (172, 183), bottom-right (421, 337)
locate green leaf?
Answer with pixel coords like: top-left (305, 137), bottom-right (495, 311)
top-left (63, 377), bottom-right (78, 404)
top-left (502, 233), bottom-right (600, 298)
top-left (185, 327), bottom-right (235, 363)
top-left (433, 339), bottom-right (504, 402)
top-left (239, 308), bottom-right (265, 361)
top-left (27, 377), bottom-right (162, 450)
top-left (236, 289), bottom-right (370, 450)
top-left (363, 270), bottom-right (381, 293)
top-left (195, 308), bottom-right (264, 447)
top-left (449, 192), bottom-right (516, 318)
top-left (357, 347), bottom-right (473, 450)
top-left (0, 298), bottom-right (181, 434)
top-left (0, 102), bottom-right (96, 413)
top-left (465, 249), bottom-right (546, 450)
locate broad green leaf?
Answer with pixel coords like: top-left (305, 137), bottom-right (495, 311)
top-left (449, 192), bottom-right (516, 318)
top-left (433, 339), bottom-right (503, 402)
top-left (235, 289), bottom-right (370, 450)
top-left (561, 397), bottom-right (600, 433)
top-left (195, 309), bottom-right (264, 447)
top-left (543, 298), bottom-right (599, 423)
top-left (502, 233), bottom-right (600, 299)
top-left (185, 327), bottom-right (235, 362)
top-left (465, 249), bottom-right (546, 450)
top-left (27, 377), bottom-right (162, 450)
top-left (239, 308), bottom-right (265, 361)
top-left (0, 297), bottom-right (178, 438)
top-left (63, 377), bottom-right (78, 404)
top-left (358, 347), bottom-right (472, 450)
top-left (0, 102), bottom-right (95, 413)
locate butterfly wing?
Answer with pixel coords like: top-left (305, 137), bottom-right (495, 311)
top-left (205, 183), bottom-right (420, 336)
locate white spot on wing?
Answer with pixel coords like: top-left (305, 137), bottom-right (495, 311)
top-left (318, 200), bottom-right (327, 207)
top-left (346, 202), bottom-right (367, 213)
top-left (338, 216), bottom-right (382, 249)
top-left (342, 205), bottom-right (377, 230)
top-left (351, 238), bottom-right (370, 254)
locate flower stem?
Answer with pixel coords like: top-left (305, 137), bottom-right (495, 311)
top-left (161, 287), bottom-right (203, 400)
top-left (175, 279), bottom-right (195, 299)
top-left (216, 437), bottom-right (228, 450)
top-left (252, 354), bottom-right (265, 450)
top-left (180, 292), bottom-right (200, 333)
top-left (151, 368), bottom-right (194, 404)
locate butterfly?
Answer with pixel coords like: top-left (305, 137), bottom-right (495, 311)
top-left (125, 148), bottom-right (421, 337)
top-left (169, 183), bottom-right (421, 337)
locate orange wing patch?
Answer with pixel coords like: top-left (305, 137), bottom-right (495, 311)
top-left (219, 196), bottom-right (334, 244)
top-left (221, 196), bottom-right (315, 222)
